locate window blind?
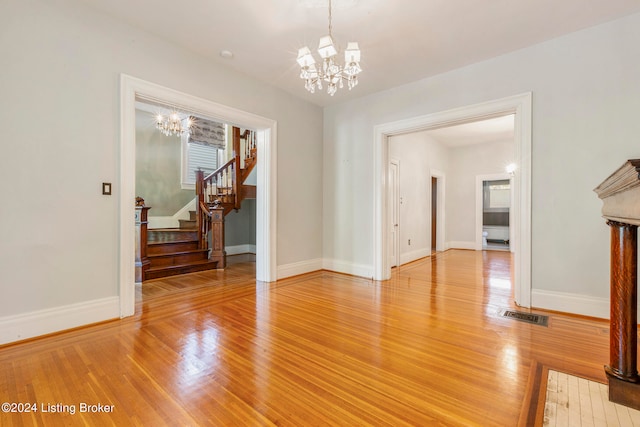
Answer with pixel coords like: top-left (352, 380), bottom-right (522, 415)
top-left (186, 142), bottom-right (218, 184)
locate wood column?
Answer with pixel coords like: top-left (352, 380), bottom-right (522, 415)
top-left (605, 220), bottom-right (640, 409)
top-left (595, 159), bottom-right (640, 410)
top-left (135, 203), bottom-right (151, 283)
top-left (606, 220), bottom-right (638, 383)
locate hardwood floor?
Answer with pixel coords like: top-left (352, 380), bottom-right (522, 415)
top-left (0, 250), bottom-right (611, 426)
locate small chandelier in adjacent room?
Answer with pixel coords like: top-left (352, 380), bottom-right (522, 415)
top-left (155, 111), bottom-right (192, 137)
top-left (296, 0), bottom-right (362, 96)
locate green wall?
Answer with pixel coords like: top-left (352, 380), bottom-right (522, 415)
top-left (135, 110), bottom-right (194, 216)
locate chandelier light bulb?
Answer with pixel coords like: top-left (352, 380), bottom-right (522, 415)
top-left (155, 110), bottom-right (192, 137)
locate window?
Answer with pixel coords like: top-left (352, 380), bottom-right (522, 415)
top-left (483, 180), bottom-right (510, 210)
top-left (181, 134), bottom-right (223, 189)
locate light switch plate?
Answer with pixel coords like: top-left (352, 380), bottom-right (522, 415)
top-left (102, 182), bottom-right (112, 195)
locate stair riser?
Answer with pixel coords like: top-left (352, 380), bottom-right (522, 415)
top-left (144, 261), bottom-right (218, 280)
top-left (149, 251), bottom-right (209, 268)
top-left (178, 219), bottom-right (196, 229)
top-left (148, 230), bottom-right (198, 242)
top-left (148, 241), bottom-right (199, 255)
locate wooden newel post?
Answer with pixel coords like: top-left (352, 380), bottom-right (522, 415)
top-left (135, 198), bottom-right (151, 283)
top-left (595, 159), bottom-right (640, 410)
top-left (210, 204), bottom-right (226, 269)
top-left (195, 169), bottom-right (205, 249)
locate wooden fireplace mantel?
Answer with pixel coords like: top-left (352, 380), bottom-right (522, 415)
top-left (594, 159), bottom-right (640, 226)
top-left (594, 159), bottom-right (640, 410)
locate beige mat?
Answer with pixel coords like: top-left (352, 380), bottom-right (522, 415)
top-left (543, 370), bottom-right (640, 426)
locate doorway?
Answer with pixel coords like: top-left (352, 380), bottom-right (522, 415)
top-left (477, 176), bottom-right (512, 251)
top-left (120, 74), bottom-right (278, 318)
top-left (373, 93), bottom-right (532, 307)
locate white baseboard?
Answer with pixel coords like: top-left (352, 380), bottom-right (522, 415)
top-left (400, 248), bottom-right (431, 265)
top-left (0, 297), bottom-right (120, 346)
top-left (277, 258), bottom-right (323, 279)
top-left (446, 241), bottom-right (476, 250)
top-left (226, 244), bottom-right (257, 256)
top-left (322, 259), bottom-right (373, 279)
top-left (276, 258), bottom-right (375, 280)
top-left (531, 289), bottom-right (609, 320)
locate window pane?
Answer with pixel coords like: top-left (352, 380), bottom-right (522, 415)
top-left (489, 183), bottom-right (510, 208)
top-left (186, 143), bottom-right (218, 184)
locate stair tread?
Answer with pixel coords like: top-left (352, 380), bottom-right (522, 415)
top-left (149, 228), bottom-right (196, 232)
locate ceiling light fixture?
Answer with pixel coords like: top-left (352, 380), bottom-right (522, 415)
top-left (296, 0), bottom-right (362, 96)
top-left (155, 111), bottom-right (192, 137)
top-left (220, 49), bottom-right (234, 59)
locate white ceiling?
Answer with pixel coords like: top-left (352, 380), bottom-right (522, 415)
top-left (78, 0), bottom-right (640, 108)
top-left (423, 114), bottom-right (515, 148)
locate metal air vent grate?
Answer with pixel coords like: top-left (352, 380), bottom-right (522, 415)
top-left (501, 310), bottom-right (548, 327)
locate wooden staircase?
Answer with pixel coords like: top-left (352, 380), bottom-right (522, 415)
top-left (195, 127), bottom-right (257, 269)
top-left (135, 127), bottom-right (257, 282)
top-left (144, 211), bottom-right (218, 280)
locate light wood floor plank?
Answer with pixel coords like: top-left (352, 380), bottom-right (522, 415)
top-left (0, 250), bottom-right (611, 426)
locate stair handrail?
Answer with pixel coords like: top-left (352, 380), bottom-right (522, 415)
top-left (199, 127), bottom-right (256, 210)
top-left (203, 157), bottom-right (234, 183)
top-left (240, 129), bottom-right (256, 161)
top-left (202, 157), bottom-right (235, 207)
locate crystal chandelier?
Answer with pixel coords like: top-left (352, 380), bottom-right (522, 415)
top-left (296, 0), bottom-right (362, 96)
top-left (155, 111), bottom-right (192, 137)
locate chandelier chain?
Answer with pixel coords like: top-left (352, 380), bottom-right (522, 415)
top-left (328, 0), bottom-right (332, 37)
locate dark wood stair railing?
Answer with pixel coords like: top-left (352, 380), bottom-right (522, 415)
top-left (202, 157), bottom-right (236, 215)
top-left (194, 127), bottom-right (257, 270)
top-left (198, 127), bottom-right (257, 215)
top-left (237, 128), bottom-right (257, 205)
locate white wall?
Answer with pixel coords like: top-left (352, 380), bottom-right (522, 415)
top-left (323, 12), bottom-right (640, 318)
top-left (388, 134), bottom-right (513, 263)
top-left (447, 140), bottom-right (514, 247)
top-left (226, 199), bottom-right (257, 251)
top-left (135, 110), bottom-right (194, 216)
top-left (389, 133), bottom-right (449, 264)
top-left (0, 0), bottom-right (323, 342)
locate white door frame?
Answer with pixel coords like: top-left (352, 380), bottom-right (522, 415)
top-left (373, 93), bottom-right (532, 307)
top-left (475, 173), bottom-right (513, 251)
top-left (389, 159), bottom-right (400, 267)
top-left (430, 170), bottom-right (446, 252)
top-left (119, 74), bottom-right (278, 317)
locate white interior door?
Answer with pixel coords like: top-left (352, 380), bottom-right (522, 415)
top-left (389, 160), bottom-right (399, 267)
